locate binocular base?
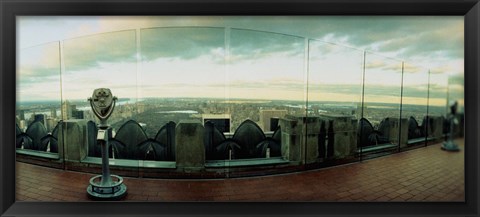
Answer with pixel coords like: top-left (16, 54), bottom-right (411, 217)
top-left (441, 141), bottom-right (460, 152)
top-left (87, 175), bottom-right (127, 200)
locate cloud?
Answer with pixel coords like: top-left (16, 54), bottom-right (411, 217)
top-left (17, 42), bottom-right (63, 95)
top-left (227, 79), bottom-right (305, 92)
top-left (365, 59), bottom-right (387, 69)
top-left (402, 85), bottom-right (429, 98)
top-left (323, 17), bottom-right (463, 58)
top-left (377, 21), bottom-right (463, 60)
top-left (62, 30), bottom-right (136, 72)
top-left (448, 74), bottom-right (464, 86)
top-left (310, 82), bottom-right (447, 101)
top-left (17, 42), bottom-right (61, 79)
top-left (309, 83), bottom-right (361, 95)
top-left (308, 39), bottom-right (363, 62)
top-left (140, 27), bottom-right (225, 62)
top-left (20, 16), bottom-right (464, 74)
top-left (402, 63), bottom-right (426, 74)
top-left (141, 26), bottom-right (306, 63)
top-left (364, 56), bottom-right (402, 72)
top-left (429, 64), bottom-right (459, 75)
top-left (427, 83), bottom-right (448, 98)
top-left (229, 28), bottom-right (304, 61)
top-left (17, 16), bottom-right (463, 103)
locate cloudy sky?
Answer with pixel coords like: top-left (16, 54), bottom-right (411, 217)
top-left (16, 16), bottom-right (464, 107)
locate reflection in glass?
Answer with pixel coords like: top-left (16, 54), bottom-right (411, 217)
top-left (16, 42), bottom-right (62, 153)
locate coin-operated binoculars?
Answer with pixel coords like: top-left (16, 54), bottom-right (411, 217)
top-left (441, 101), bottom-right (460, 152)
top-left (86, 88), bottom-right (127, 200)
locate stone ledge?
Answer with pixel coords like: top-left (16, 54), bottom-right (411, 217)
top-left (205, 157), bottom-right (289, 168)
top-left (16, 149), bottom-right (60, 160)
top-left (357, 143), bottom-right (397, 153)
top-left (82, 157), bottom-right (176, 169)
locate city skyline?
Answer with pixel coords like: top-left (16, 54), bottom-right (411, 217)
top-left (17, 16), bottom-right (464, 107)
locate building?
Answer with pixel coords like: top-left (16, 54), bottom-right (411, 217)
top-left (50, 108), bottom-right (57, 119)
top-left (62, 101), bottom-right (72, 120)
top-left (259, 109), bottom-right (287, 131)
top-left (46, 117), bottom-right (56, 132)
top-left (17, 110), bottom-right (25, 121)
top-left (72, 110), bottom-right (84, 119)
top-left (202, 113), bottom-right (231, 133)
top-left (62, 101), bottom-right (83, 120)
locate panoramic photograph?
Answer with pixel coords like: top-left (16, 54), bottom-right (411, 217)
top-left (15, 16), bottom-right (464, 202)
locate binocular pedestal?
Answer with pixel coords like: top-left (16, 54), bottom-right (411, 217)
top-left (87, 88), bottom-right (127, 200)
top-left (441, 115), bottom-right (460, 152)
top-left (87, 126), bottom-right (127, 200)
top-left (442, 140), bottom-right (459, 152)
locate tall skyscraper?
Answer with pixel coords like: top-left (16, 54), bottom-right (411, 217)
top-left (62, 101), bottom-right (72, 120)
top-left (46, 117), bottom-right (56, 132)
top-left (62, 101), bottom-right (81, 120)
top-left (17, 110), bottom-right (25, 121)
top-left (50, 108), bottom-right (57, 118)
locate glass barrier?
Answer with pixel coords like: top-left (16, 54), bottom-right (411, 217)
top-left (16, 42), bottom-right (62, 160)
top-left (307, 40), bottom-right (363, 166)
top-left (427, 72), bottom-right (448, 116)
top-left (140, 27), bottom-right (226, 177)
top-left (447, 74), bottom-right (464, 112)
top-left (360, 52), bottom-right (403, 159)
top-left (426, 71), bottom-right (448, 141)
top-left (226, 28), bottom-right (306, 176)
top-left (15, 25), bottom-right (464, 180)
top-left (447, 73), bottom-right (465, 138)
top-left (400, 64), bottom-right (429, 149)
top-left (62, 30), bottom-right (140, 175)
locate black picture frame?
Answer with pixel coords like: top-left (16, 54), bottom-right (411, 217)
top-left (1, 0), bottom-right (479, 216)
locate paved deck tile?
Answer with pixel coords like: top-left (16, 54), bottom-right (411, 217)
top-left (16, 139), bottom-right (465, 202)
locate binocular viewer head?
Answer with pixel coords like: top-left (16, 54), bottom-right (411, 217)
top-left (88, 88), bottom-right (117, 122)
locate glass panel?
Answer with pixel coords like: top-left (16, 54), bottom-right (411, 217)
top-left (16, 42), bottom-right (62, 159)
top-left (307, 40), bottom-right (363, 166)
top-left (447, 74), bottom-right (464, 113)
top-left (427, 73), bottom-right (448, 116)
top-left (401, 64), bottom-right (429, 149)
top-left (360, 52), bottom-right (403, 159)
top-left (140, 27), bottom-right (227, 177)
top-left (62, 30), bottom-right (140, 176)
top-left (227, 28), bottom-right (306, 176)
top-left (427, 71), bottom-right (448, 141)
top-left (447, 73), bottom-right (465, 138)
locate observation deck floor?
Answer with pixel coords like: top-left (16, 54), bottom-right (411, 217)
top-left (16, 139), bottom-right (464, 202)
